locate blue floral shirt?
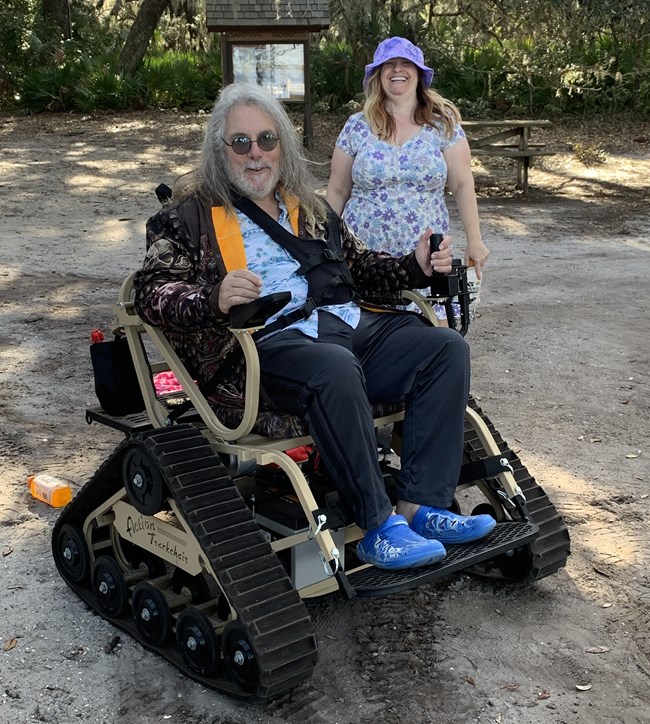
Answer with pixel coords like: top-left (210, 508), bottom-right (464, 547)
top-left (237, 197), bottom-right (360, 339)
top-left (335, 112), bottom-right (465, 256)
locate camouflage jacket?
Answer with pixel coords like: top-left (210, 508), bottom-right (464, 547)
top-left (133, 194), bottom-right (433, 404)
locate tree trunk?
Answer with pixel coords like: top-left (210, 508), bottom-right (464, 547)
top-left (42, 0), bottom-right (71, 39)
top-left (117, 0), bottom-right (170, 75)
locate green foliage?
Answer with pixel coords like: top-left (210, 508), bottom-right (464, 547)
top-left (73, 62), bottom-right (148, 112)
top-left (19, 59), bottom-right (89, 112)
top-left (0, 0), bottom-right (114, 105)
top-left (3, 0), bottom-right (649, 115)
top-left (328, 0), bottom-right (650, 116)
top-left (142, 49), bottom-right (222, 110)
top-left (311, 40), bottom-right (364, 110)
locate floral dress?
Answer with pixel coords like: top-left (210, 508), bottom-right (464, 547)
top-left (335, 112), bottom-right (465, 317)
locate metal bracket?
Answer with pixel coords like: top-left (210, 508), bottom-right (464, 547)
top-left (499, 457), bottom-right (525, 500)
top-left (308, 513), bottom-right (327, 540)
top-left (319, 547), bottom-right (340, 576)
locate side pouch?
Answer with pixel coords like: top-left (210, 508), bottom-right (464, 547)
top-left (90, 335), bottom-right (145, 416)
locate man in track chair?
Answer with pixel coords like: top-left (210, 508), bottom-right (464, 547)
top-left (133, 82), bottom-right (496, 571)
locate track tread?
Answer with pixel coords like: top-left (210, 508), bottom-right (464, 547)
top-left (52, 424), bottom-right (317, 699)
top-left (464, 396), bottom-right (570, 580)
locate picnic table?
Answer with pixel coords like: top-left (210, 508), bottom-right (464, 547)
top-left (461, 119), bottom-right (554, 193)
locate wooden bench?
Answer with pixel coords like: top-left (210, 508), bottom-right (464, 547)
top-left (461, 120), bottom-right (555, 193)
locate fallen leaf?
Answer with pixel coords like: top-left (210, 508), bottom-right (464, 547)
top-left (575, 684), bottom-right (592, 691)
top-left (593, 566), bottom-right (612, 577)
top-left (104, 635), bottom-right (120, 654)
top-left (2, 547), bottom-right (13, 557)
top-left (538, 690), bottom-right (551, 700)
top-left (3, 638), bottom-right (17, 651)
top-left (465, 676), bottom-right (476, 686)
top-left (586, 646), bottom-right (610, 654)
top-left (502, 682), bottom-right (520, 691)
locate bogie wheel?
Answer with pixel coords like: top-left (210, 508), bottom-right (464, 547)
top-left (471, 502), bottom-right (500, 519)
top-left (171, 568), bottom-right (212, 605)
top-left (132, 581), bottom-right (171, 646)
top-left (490, 544), bottom-right (534, 580)
top-left (91, 555), bottom-right (128, 617)
top-left (53, 524), bottom-right (89, 584)
top-left (175, 608), bottom-right (220, 677)
top-left (222, 621), bottom-right (258, 692)
top-left (122, 446), bottom-right (166, 516)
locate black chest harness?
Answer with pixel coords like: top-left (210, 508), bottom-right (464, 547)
top-left (232, 194), bottom-right (356, 340)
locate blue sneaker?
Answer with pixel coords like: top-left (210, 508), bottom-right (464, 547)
top-left (357, 515), bottom-right (446, 570)
top-left (410, 505), bottom-right (496, 544)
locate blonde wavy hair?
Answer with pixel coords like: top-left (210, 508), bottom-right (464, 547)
top-left (363, 68), bottom-right (461, 141)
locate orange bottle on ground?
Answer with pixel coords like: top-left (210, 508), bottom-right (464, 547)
top-left (27, 474), bottom-right (73, 508)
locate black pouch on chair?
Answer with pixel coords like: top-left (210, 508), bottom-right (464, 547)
top-left (90, 335), bottom-right (145, 416)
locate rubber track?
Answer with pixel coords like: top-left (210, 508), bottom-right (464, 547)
top-left (464, 396), bottom-right (571, 580)
top-left (52, 424), bottom-right (317, 699)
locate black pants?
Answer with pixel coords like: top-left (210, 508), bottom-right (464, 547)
top-left (256, 309), bottom-right (470, 530)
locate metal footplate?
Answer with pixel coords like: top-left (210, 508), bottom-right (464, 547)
top-left (52, 424), bottom-right (317, 699)
top-left (347, 521), bottom-right (538, 597)
top-left (85, 396), bottom-right (200, 435)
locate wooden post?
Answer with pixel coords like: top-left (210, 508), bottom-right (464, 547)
top-left (303, 41), bottom-right (313, 150)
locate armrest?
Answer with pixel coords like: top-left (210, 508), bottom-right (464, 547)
top-left (114, 273), bottom-right (268, 441)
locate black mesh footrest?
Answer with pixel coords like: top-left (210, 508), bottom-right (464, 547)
top-left (347, 521), bottom-right (539, 597)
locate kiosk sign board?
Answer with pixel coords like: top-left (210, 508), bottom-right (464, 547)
top-left (232, 43), bottom-right (305, 101)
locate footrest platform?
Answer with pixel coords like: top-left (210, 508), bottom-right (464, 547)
top-left (347, 521), bottom-right (538, 596)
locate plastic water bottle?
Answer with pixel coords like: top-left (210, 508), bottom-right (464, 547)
top-left (466, 261), bottom-right (481, 321)
top-left (27, 474), bottom-right (73, 508)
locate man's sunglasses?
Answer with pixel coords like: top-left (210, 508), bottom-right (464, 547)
top-left (223, 132), bottom-right (279, 155)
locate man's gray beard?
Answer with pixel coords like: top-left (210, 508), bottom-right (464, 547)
top-left (228, 163), bottom-right (280, 199)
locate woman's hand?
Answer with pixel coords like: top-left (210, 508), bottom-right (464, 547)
top-left (415, 228), bottom-right (453, 275)
top-left (465, 239), bottom-right (490, 279)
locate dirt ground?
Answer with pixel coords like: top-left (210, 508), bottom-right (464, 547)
top-left (1, 108), bottom-right (649, 724)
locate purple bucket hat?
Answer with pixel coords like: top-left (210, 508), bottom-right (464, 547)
top-left (363, 37), bottom-right (434, 89)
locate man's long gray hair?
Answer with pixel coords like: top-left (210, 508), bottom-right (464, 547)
top-left (174, 83), bottom-right (328, 229)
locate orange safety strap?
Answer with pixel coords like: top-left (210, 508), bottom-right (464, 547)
top-left (211, 196), bottom-right (301, 272)
top-left (284, 194), bottom-right (301, 236)
top-left (211, 207), bottom-right (247, 272)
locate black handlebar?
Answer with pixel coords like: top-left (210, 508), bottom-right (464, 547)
top-left (429, 233), bottom-right (443, 254)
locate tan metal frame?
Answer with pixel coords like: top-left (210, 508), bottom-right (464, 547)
top-left (110, 274), bottom-right (523, 597)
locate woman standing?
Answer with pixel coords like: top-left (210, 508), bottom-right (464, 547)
top-left (327, 37), bottom-right (488, 321)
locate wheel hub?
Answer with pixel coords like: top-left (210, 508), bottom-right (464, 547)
top-left (131, 582), bottom-right (171, 646)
